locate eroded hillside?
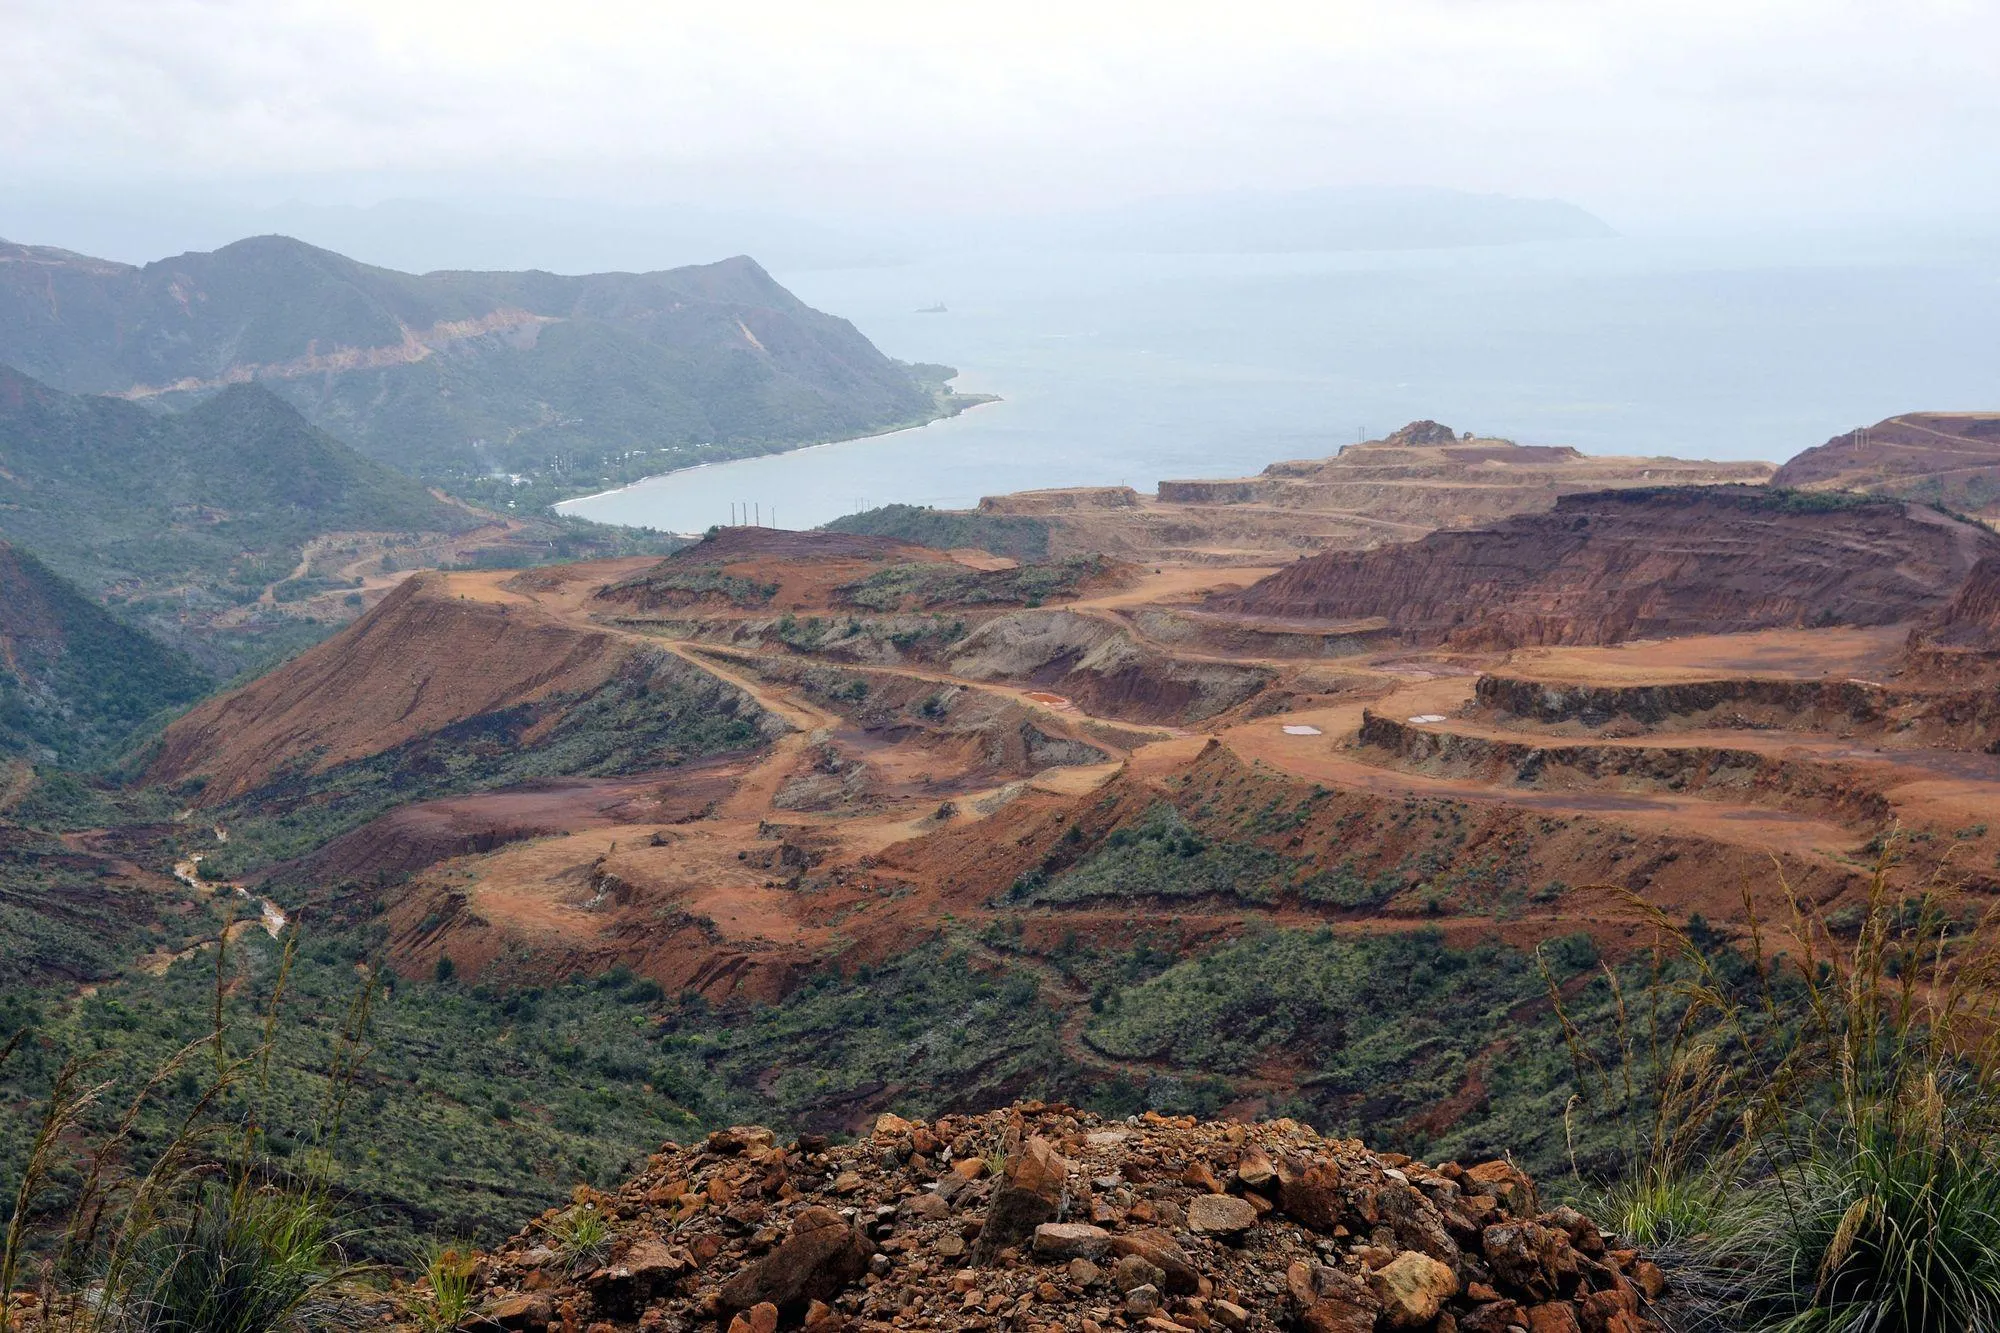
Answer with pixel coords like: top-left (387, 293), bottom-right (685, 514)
top-left (107, 505), bottom-right (1995, 1167)
top-left (1772, 411), bottom-right (2000, 520)
top-left (1208, 486), bottom-right (1998, 644)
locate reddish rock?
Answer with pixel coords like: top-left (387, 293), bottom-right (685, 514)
top-left (1463, 1161), bottom-right (1537, 1217)
top-left (725, 1302), bottom-right (779, 1333)
top-left (1109, 1229), bottom-right (1200, 1295)
top-left (1276, 1158), bottom-right (1356, 1231)
top-left (718, 1207), bottom-right (873, 1314)
top-left (1578, 1287), bottom-right (1640, 1333)
top-left (1459, 1299), bottom-right (1527, 1333)
top-left (1482, 1221), bottom-right (1568, 1300)
top-left (974, 1137), bottom-right (1073, 1262)
top-left (474, 1294), bottom-right (552, 1331)
top-left (1526, 1303), bottom-right (1582, 1333)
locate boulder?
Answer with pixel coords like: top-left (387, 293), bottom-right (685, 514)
top-left (1459, 1299), bottom-right (1528, 1333)
top-left (584, 1235), bottom-right (689, 1315)
top-left (1578, 1287), bottom-right (1641, 1333)
top-left (718, 1207), bottom-right (873, 1314)
top-left (1378, 1180), bottom-right (1460, 1265)
top-left (1525, 1303), bottom-right (1582, 1333)
top-left (1368, 1252), bottom-right (1458, 1329)
top-left (469, 1294), bottom-right (551, 1332)
top-left (725, 1303), bottom-right (780, 1333)
top-left (1287, 1259), bottom-right (1381, 1333)
top-left (974, 1136), bottom-right (1073, 1262)
top-left (1108, 1229), bottom-right (1199, 1294)
top-left (707, 1126), bottom-right (776, 1156)
top-left (1031, 1223), bottom-right (1111, 1261)
top-left (1464, 1161), bottom-right (1537, 1217)
top-left (1234, 1148), bottom-right (1277, 1192)
top-left (1276, 1157), bottom-right (1354, 1232)
top-left (1482, 1221), bottom-right (1569, 1300)
top-left (1186, 1193), bottom-right (1259, 1238)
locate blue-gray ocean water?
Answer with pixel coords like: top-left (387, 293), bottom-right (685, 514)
top-left (560, 231), bottom-right (2000, 534)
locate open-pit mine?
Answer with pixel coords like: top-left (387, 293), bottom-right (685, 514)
top-left (146, 427), bottom-right (2000, 1132)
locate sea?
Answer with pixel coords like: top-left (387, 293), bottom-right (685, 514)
top-left (559, 229), bottom-right (2000, 535)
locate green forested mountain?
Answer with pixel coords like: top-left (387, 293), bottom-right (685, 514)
top-left (0, 540), bottom-right (209, 763)
top-left (0, 363), bottom-right (474, 588)
top-left (0, 236), bottom-right (958, 500)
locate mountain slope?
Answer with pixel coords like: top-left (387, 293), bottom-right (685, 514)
top-left (1771, 412), bottom-right (2000, 520)
top-left (0, 540), bottom-right (209, 762)
top-left (0, 236), bottom-right (954, 495)
top-left (1209, 486), bottom-right (2000, 646)
top-left (0, 365), bottom-right (476, 642)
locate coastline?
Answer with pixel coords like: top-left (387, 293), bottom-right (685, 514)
top-left (551, 395), bottom-right (1001, 516)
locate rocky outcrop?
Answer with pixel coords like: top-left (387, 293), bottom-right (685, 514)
top-left (1933, 556), bottom-right (2000, 650)
top-left (424, 1104), bottom-right (1667, 1333)
top-left (1209, 487), bottom-right (2000, 646)
top-left (1357, 712), bottom-right (1892, 828)
top-left (1475, 672), bottom-right (2000, 755)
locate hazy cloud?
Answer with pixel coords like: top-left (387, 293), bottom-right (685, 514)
top-left (5, 0), bottom-right (1997, 222)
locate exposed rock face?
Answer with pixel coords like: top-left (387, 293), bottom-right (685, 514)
top-left (426, 1103), bottom-right (1668, 1333)
top-left (1381, 420), bottom-right (1463, 447)
top-left (148, 573), bottom-right (774, 801)
top-left (1933, 556), bottom-right (2000, 650)
top-left (1210, 487), bottom-right (2000, 646)
top-left (1772, 412), bottom-right (2000, 519)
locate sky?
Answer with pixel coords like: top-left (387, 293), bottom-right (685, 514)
top-left (4, 0), bottom-right (1998, 228)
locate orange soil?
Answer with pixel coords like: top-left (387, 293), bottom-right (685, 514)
top-left (180, 547), bottom-right (1995, 1018)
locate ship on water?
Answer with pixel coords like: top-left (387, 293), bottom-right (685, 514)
top-left (915, 301), bottom-right (947, 313)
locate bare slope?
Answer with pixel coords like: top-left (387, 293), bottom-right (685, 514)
top-left (1209, 487), bottom-right (1999, 646)
top-left (1772, 412), bottom-right (2000, 519)
top-left (150, 573), bottom-right (767, 802)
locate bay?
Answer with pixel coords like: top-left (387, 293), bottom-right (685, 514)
top-left (559, 232), bottom-right (2000, 534)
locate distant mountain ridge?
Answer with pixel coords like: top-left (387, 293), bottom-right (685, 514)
top-left (0, 540), bottom-right (209, 763)
top-left (0, 235), bottom-right (957, 495)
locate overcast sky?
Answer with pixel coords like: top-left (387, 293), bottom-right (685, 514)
top-left (6, 0), bottom-right (1998, 226)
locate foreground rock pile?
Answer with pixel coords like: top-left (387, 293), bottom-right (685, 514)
top-left (434, 1104), bottom-right (1665, 1333)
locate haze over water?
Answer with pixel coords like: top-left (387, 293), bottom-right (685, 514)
top-left (561, 231), bottom-right (2000, 535)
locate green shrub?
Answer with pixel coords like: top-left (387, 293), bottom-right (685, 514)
top-left (410, 1242), bottom-right (478, 1333)
top-left (115, 1185), bottom-right (344, 1333)
top-left (1553, 858), bottom-right (2000, 1332)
